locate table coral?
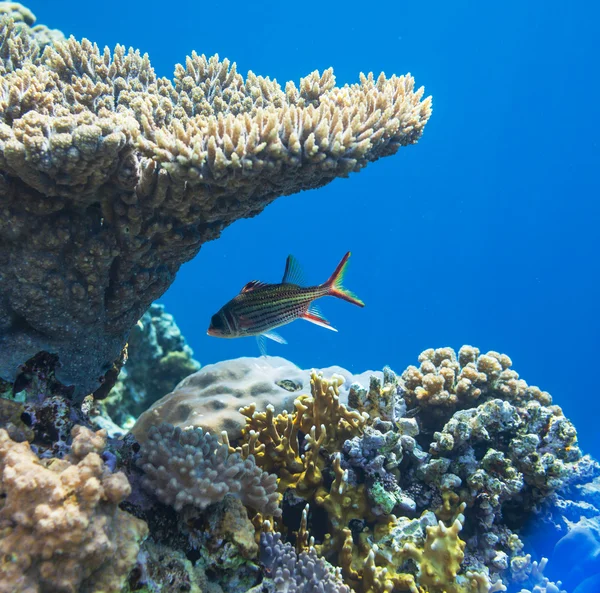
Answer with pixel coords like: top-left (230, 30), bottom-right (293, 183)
top-left (0, 424), bottom-right (147, 593)
top-left (0, 2), bottom-right (63, 49)
top-left (0, 6), bottom-right (431, 398)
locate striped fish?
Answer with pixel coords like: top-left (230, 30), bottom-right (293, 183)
top-left (207, 252), bottom-right (364, 352)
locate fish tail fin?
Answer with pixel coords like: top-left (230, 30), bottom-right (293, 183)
top-left (324, 251), bottom-right (365, 308)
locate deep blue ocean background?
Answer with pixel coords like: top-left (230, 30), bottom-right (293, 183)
top-left (27, 1), bottom-right (599, 458)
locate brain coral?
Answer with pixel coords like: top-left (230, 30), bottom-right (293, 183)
top-left (0, 9), bottom-right (431, 397)
top-left (132, 355), bottom-right (381, 442)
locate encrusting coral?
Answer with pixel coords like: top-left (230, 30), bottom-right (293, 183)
top-left (0, 4), bottom-right (432, 397)
top-left (0, 424), bottom-right (148, 593)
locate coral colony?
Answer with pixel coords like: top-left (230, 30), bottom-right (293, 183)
top-left (0, 4), bottom-right (599, 593)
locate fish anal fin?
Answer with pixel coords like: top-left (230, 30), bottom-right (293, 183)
top-left (242, 280), bottom-right (266, 293)
top-left (282, 255), bottom-right (305, 286)
top-left (301, 306), bottom-right (338, 332)
top-left (263, 330), bottom-right (288, 344)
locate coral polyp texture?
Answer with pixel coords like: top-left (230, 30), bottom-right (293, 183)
top-left (0, 424), bottom-right (148, 593)
top-left (137, 422), bottom-right (281, 516)
top-left (255, 531), bottom-right (351, 593)
top-left (0, 8), bottom-right (431, 397)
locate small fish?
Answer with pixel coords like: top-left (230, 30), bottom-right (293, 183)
top-left (207, 252), bottom-right (364, 353)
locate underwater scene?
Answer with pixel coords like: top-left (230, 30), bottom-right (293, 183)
top-left (0, 1), bottom-right (598, 592)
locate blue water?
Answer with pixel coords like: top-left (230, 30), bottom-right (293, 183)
top-left (28, 1), bottom-right (600, 458)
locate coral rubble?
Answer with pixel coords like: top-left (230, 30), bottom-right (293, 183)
top-left (0, 4), bottom-right (431, 396)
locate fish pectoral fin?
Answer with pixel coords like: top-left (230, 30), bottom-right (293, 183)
top-left (301, 306), bottom-right (338, 332)
top-left (262, 330), bottom-right (287, 344)
top-left (256, 335), bottom-right (268, 356)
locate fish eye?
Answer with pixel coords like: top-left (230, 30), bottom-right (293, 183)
top-left (210, 313), bottom-right (227, 332)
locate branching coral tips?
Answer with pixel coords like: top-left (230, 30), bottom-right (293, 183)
top-left (207, 252), bottom-right (365, 350)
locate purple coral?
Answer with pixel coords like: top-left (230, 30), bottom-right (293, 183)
top-left (137, 422), bottom-right (281, 516)
top-left (259, 532), bottom-right (352, 593)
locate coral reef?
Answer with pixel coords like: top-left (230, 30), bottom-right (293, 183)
top-left (101, 302), bottom-right (200, 429)
top-left (0, 424), bottom-right (147, 593)
top-left (191, 495), bottom-right (262, 592)
top-left (132, 355), bottom-right (380, 442)
top-left (0, 332), bottom-right (595, 591)
top-left (0, 351), bottom-right (88, 457)
top-left (125, 538), bottom-right (210, 593)
top-left (1, 7), bottom-right (591, 593)
top-left (228, 348), bottom-right (588, 593)
top-left (401, 346), bottom-right (552, 425)
top-left (0, 2), bottom-right (64, 49)
top-left (138, 422), bottom-right (280, 516)
top-left (254, 531), bottom-right (351, 593)
top-left (0, 7), bottom-right (431, 397)
top-left (515, 559), bottom-right (566, 593)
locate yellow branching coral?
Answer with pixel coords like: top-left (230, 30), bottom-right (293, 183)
top-left (400, 504), bottom-right (506, 593)
top-left (0, 11), bottom-right (432, 396)
top-left (238, 371), bottom-right (368, 494)
top-left (315, 452), bottom-right (372, 535)
top-left (241, 371), bottom-right (507, 593)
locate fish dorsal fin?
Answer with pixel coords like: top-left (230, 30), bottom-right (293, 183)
top-left (241, 280), bottom-right (266, 293)
top-left (282, 255), bottom-right (305, 286)
top-left (301, 304), bottom-right (338, 332)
